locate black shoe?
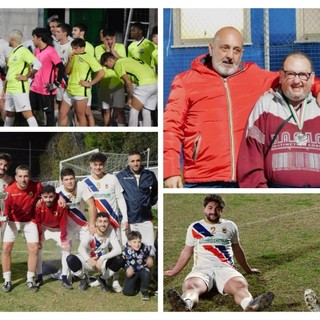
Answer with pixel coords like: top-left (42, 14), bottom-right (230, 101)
top-left (97, 276), bottom-right (109, 293)
top-left (79, 275), bottom-right (89, 291)
top-left (166, 289), bottom-right (191, 311)
top-left (245, 292), bottom-right (274, 311)
top-left (26, 280), bottom-right (39, 293)
top-left (36, 278), bottom-right (44, 286)
top-left (2, 281), bottom-right (12, 293)
top-left (61, 279), bottom-right (73, 290)
top-left (141, 291), bottom-right (150, 301)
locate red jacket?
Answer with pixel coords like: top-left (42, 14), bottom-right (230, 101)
top-left (164, 54), bottom-right (279, 183)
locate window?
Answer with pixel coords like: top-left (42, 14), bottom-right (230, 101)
top-left (296, 9), bottom-right (320, 42)
top-left (172, 8), bottom-right (251, 47)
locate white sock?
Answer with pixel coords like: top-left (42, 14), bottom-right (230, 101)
top-left (142, 109), bottom-right (152, 126)
top-left (4, 117), bottom-right (14, 126)
top-left (27, 116), bottom-right (38, 127)
top-left (129, 108), bottom-right (140, 126)
top-left (117, 123), bottom-right (126, 127)
top-left (27, 271), bottom-right (35, 282)
top-left (240, 296), bottom-right (253, 310)
top-left (3, 271), bottom-right (11, 282)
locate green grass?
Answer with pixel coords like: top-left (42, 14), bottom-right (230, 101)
top-left (164, 193), bottom-right (320, 312)
top-left (0, 234), bottom-right (158, 312)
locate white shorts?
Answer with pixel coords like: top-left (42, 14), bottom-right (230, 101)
top-left (133, 83), bottom-right (157, 111)
top-left (56, 87), bottom-right (65, 102)
top-left (67, 218), bottom-right (89, 243)
top-left (129, 220), bottom-right (154, 246)
top-left (62, 91), bottom-right (89, 107)
top-left (41, 226), bottom-right (62, 246)
top-left (3, 221), bottom-right (39, 243)
top-left (5, 93), bottom-right (32, 113)
top-left (99, 86), bottom-right (125, 110)
top-left (184, 264), bottom-right (247, 295)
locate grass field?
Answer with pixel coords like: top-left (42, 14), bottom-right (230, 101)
top-left (163, 193), bottom-right (320, 312)
top-left (0, 232), bottom-right (158, 312)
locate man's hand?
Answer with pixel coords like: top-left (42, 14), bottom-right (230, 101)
top-left (45, 80), bottom-right (60, 93)
top-left (126, 267), bottom-right (135, 278)
top-left (164, 176), bottom-right (183, 188)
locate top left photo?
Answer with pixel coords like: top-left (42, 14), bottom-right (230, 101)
top-left (0, 8), bottom-right (158, 127)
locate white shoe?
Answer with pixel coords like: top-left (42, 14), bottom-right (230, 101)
top-left (112, 280), bottom-right (122, 293)
top-left (305, 289), bottom-right (320, 311)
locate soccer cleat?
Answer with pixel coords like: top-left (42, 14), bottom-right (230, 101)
top-left (79, 274), bottom-right (90, 291)
top-left (35, 278), bottom-right (44, 286)
top-left (50, 269), bottom-right (62, 280)
top-left (166, 289), bottom-right (191, 311)
top-left (141, 291), bottom-right (150, 301)
top-left (304, 289), bottom-right (320, 312)
top-left (97, 276), bottom-right (109, 292)
top-left (112, 280), bottom-right (122, 293)
top-left (61, 279), bottom-right (73, 290)
top-left (26, 280), bottom-right (39, 293)
top-left (2, 281), bottom-right (12, 293)
top-left (245, 292), bottom-right (274, 311)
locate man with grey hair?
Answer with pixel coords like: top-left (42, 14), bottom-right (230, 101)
top-left (2, 29), bottom-right (41, 126)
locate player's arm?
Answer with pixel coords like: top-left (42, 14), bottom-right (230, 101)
top-left (164, 245), bottom-right (193, 277)
top-left (85, 196), bottom-right (97, 235)
top-left (79, 68), bottom-right (105, 88)
top-left (120, 74), bottom-right (134, 106)
top-left (232, 242), bottom-right (260, 274)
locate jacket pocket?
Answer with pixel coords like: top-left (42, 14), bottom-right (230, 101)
top-left (192, 134), bottom-right (202, 161)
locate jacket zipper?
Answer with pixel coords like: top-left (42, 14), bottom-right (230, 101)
top-left (192, 134), bottom-right (201, 161)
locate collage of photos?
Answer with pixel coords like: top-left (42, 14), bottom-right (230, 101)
top-left (1, 5), bottom-right (320, 320)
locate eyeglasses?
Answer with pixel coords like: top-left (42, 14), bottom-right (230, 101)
top-left (282, 69), bottom-right (313, 81)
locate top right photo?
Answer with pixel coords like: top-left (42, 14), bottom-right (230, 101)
top-left (163, 8), bottom-right (320, 188)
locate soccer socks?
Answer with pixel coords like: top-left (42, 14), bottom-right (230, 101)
top-left (4, 116), bottom-right (14, 126)
top-left (240, 296), bottom-right (253, 310)
top-left (26, 116), bottom-right (38, 127)
top-left (142, 109), bottom-right (152, 126)
top-left (129, 108), bottom-right (140, 126)
top-left (3, 271), bottom-right (11, 282)
top-left (27, 271), bottom-right (36, 283)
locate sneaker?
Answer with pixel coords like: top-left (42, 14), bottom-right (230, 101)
top-left (166, 289), bottom-right (191, 311)
top-left (2, 281), bottom-right (12, 293)
top-left (97, 276), bottom-right (109, 292)
top-left (50, 269), bottom-right (62, 281)
top-left (26, 280), bottom-right (39, 293)
top-left (61, 279), bottom-right (73, 290)
top-left (304, 289), bottom-right (320, 311)
top-left (35, 278), bottom-right (44, 286)
top-left (245, 292), bottom-right (274, 311)
top-left (79, 275), bottom-right (90, 291)
top-left (141, 291), bottom-right (150, 301)
top-left (112, 280), bottom-right (122, 293)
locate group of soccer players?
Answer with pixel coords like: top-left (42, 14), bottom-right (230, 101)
top-left (0, 17), bottom-right (158, 127)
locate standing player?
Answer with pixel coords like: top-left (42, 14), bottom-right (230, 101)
top-left (58, 38), bottom-right (105, 126)
top-left (100, 53), bottom-right (157, 127)
top-left (0, 37), bottom-right (11, 121)
top-left (3, 30), bottom-right (41, 126)
top-left (95, 28), bottom-right (126, 127)
top-left (66, 212), bottom-right (124, 291)
top-left (164, 194), bottom-right (274, 311)
top-left (128, 22), bottom-right (155, 66)
top-left (30, 27), bottom-right (64, 126)
top-left (1, 165), bottom-right (42, 292)
top-left (35, 184), bottom-right (71, 289)
top-left (82, 152), bottom-right (128, 293)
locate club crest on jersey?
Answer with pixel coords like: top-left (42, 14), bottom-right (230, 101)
top-left (77, 57), bottom-right (84, 63)
top-left (53, 211), bottom-right (58, 216)
top-left (211, 226), bottom-right (216, 235)
top-left (29, 192), bottom-right (34, 197)
top-left (96, 182), bottom-right (100, 189)
top-left (222, 226), bottom-right (227, 233)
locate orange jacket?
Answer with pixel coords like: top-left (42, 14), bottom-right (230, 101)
top-left (164, 54), bottom-right (279, 183)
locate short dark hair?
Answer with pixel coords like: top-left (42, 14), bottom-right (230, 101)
top-left (203, 194), bottom-right (226, 209)
top-left (60, 167), bottom-right (75, 179)
top-left (71, 38), bottom-right (86, 48)
top-left (32, 27), bottom-right (53, 46)
top-left (131, 22), bottom-right (144, 32)
top-left (89, 152), bottom-right (107, 163)
top-left (96, 212), bottom-right (110, 220)
top-left (57, 23), bottom-right (71, 36)
top-left (100, 52), bottom-right (116, 65)
top-left (127, 231), bottom-right (142, 241)
top-left (128, 150), bottom-right (142, 158)
top-left (42, 184), bottom-right (56, 194)
top-left (73, 23), bottom-right (88, 35)
top-left (152, 26), bottom-right (158, 36)
top-left (0, 153), bottom-right (12, 164)
top-left (102, 28), bottom-right (116, 37)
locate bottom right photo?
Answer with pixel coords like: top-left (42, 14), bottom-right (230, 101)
top-left (163, 193), bottom-right (320, 312)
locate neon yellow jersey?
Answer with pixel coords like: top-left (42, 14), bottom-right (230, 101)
top-left (6, 45), bottom-right (37, 94)
top-left (94, 43), bottom-right (126, 89)
top-left (113, 57), bottom-right (157, 86)
top-left (85, 41), bottom-right (95, 57)
top-left (128, 38), bottom-right (155, 66)
top-left (151, 45), bottom-right (158, 76)
top-left (67, 52), bottom-right (103, 97)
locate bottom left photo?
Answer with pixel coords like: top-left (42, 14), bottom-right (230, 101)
top-left (0, 131), bottom-right (158, 312)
